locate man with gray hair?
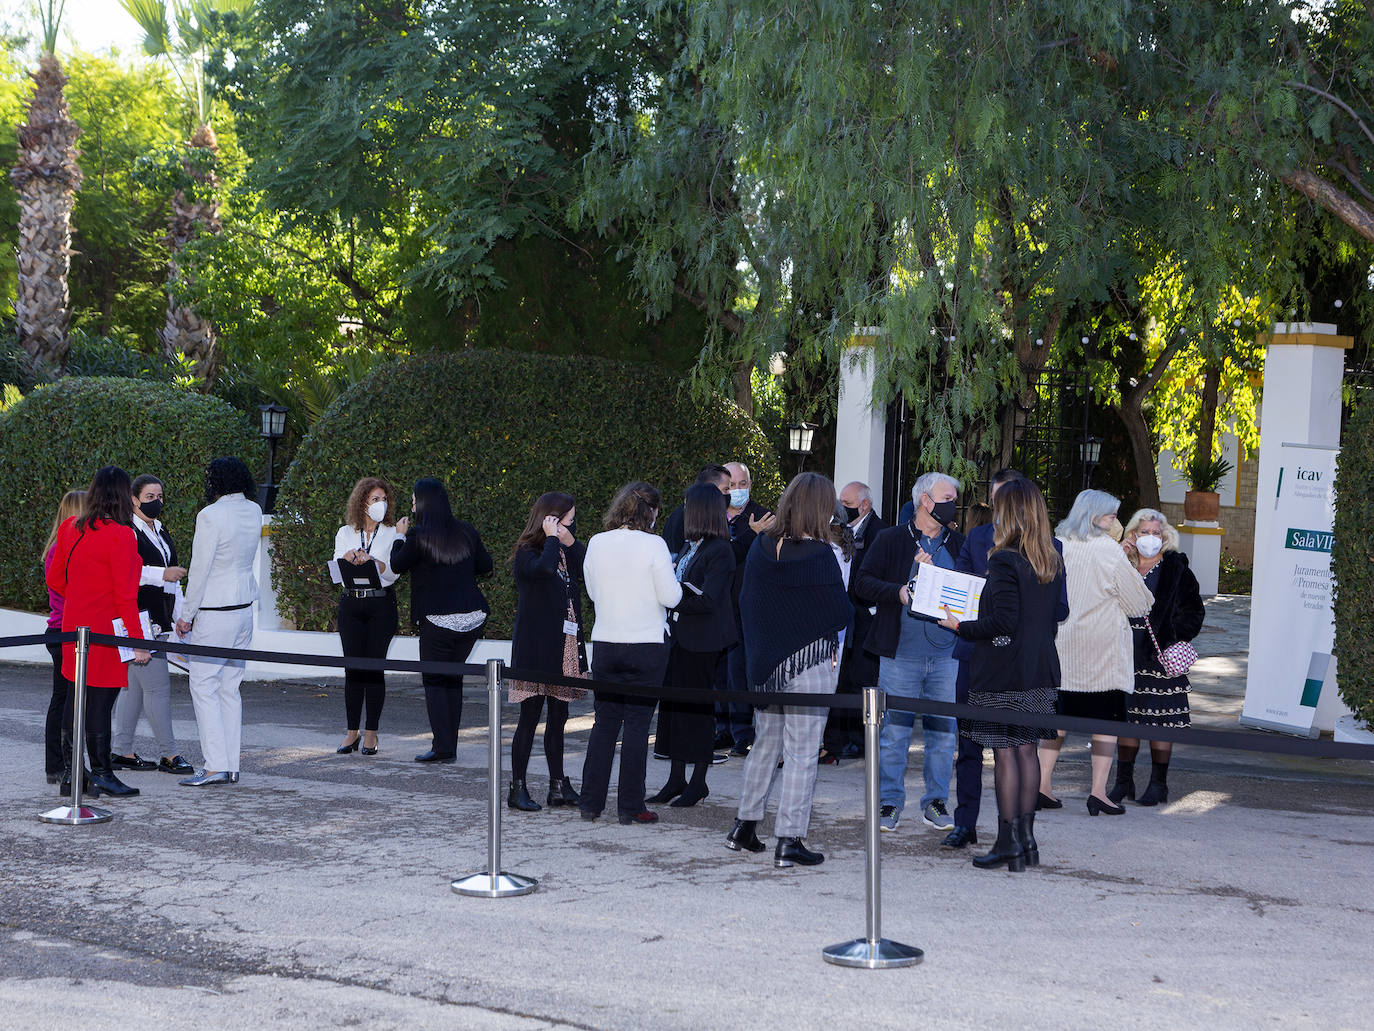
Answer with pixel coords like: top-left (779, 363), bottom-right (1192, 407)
top-left (854, 471), bottom-right (964, 832)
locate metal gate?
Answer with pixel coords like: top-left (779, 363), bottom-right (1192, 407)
top-left (1009, 363), bottom-right (1093, 522)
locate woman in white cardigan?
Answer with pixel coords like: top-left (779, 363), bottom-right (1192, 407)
top-left (1038, 490), bottom-right (1153, 815)
top-left (579, 482), bottom-right (683, 825)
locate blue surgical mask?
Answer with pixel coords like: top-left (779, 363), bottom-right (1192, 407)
top-left (729, 488), bottom-right (750, 508)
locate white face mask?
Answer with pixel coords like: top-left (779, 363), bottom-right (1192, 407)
top-left (729, 487), bottom-right (750, 508)
top-left (367, 500), bottom-right (388, 523)
top-left (1135, 533), bottom-right (1163, 558)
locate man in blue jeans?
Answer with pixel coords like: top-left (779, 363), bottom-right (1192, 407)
top-left (855, 471), bottom-right (964, 832)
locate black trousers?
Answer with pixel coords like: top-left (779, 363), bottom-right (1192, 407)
top-left (823, 642), bottom-right (869, 754)
top-left (45, 637), bottom-right (67, 775)
top-left (580, 641), bottom-right (669, 817)
top-left (337, 593), bottom-right (398, 732)
top-left (420, 622), bottom-right (482, 758)
top-left (952, 662), bottom-right (984, 831)
top-left (62, 682), bottom-right (120, 763)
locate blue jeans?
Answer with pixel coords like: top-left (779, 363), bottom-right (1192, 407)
top-left (878, 650), bottom-right (958, 812)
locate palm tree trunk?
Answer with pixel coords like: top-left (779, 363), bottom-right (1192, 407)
top-left (160, 122), bottom-right (221, 386)
top-left (9, 53), bottom-right (82, 373)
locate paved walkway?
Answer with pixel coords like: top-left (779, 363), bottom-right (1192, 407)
top-left (2, 595), bottom-right (1371, 1029)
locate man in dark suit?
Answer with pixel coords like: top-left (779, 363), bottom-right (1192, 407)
top-left (662, 464), bottom-right (731, 557)
top-left (943, 468), bottom-right (1069, 848)
top-left (821, 481), bottom-right (885, 761)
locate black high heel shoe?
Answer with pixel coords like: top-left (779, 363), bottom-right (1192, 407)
top-left (647, 781), bottom-right (686, 804)
top-left (670, 783), bottom-right (709, 807)
top-left (1087, 794), bottom-right (1126, 816)
top-left (336, 733), bottom-right (361, 754)
top-left (360, 733), bottom-right (378, 756)
top-left (1035, 792), bottom-right (1062, 811)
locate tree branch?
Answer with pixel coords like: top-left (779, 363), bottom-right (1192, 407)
top-left (1281, 167), bottom-right (1374, 243)
top-left (1291, 80), bottom-right (1374, 150)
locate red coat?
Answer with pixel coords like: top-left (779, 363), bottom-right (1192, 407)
top-left (45, 517), bottom-right (143, 688)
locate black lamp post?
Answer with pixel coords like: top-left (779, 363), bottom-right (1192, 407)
top-left (1080, 434), bottom-right (1103, 488)
top-left (257, 402), bottom-right (289, 514)
top-left (787, 420), bottom-right (818, 476)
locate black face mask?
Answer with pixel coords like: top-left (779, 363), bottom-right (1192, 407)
top-left (843, 505), bottom-right (862, 523)
top-left (564, 520), bottom-right (577, 537)
top-left (140, 499), bottom-right (164, 520)
top-left (929, 498), bottom-right (958, 527)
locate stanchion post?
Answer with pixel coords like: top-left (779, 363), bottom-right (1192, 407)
top-left (452, 657), bottom-right (537, 898)
top-left (822, 685), bottom-right (921, 968)
top-left (39, 627), bottom-right (113, 826)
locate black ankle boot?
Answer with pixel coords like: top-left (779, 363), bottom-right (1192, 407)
top-left (1015, 813), bottom-right (1039, 867)
top-left (58, 731), bottom-right (99, 798)
top-left (507, 779), bottom-right (541, 811)
top-left (724, 818), bottom-right (765, 853)
top-left (1107, 759), bottom-right (1136, 803)
top-left (1136, 762), bottom-right (1170, 806)
top-left (88, 733), bottom-right (139, 797)
top-left (546, 777), bottom-right (580, 807)
top-left (972, 819), bottom-right (1025, 872)
top-left (774, 837), bottom-right (824, 868)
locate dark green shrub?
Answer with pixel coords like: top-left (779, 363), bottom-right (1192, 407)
top-left (1333, 392), bottom-right (1374, 729)
top-left (271, 350), bottom-right (784, 636)
top-left (0, 377), bottom-right (265, 612)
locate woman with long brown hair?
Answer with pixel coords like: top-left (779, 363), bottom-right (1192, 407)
top-left (332, 476), bottom-right (402, 755)
top-left (726, 473), bottom-right (853, 868)
top-left (939, 478), bottom-right (1066, 871)
top-left (41, 489), bottom-right (85, 784)
top-left (46, 467), bottom-right (150, 799)
top-left (506, 491), bottom-right (587, 812)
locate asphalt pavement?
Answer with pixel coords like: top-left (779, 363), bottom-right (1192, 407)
top-left (2, 595), bottom-right (1371, 1030)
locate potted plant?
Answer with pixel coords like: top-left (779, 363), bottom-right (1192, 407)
top-left (1183, 452), bottom-right (1234, 522)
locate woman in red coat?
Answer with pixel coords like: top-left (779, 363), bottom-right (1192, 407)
top-left (46, 466), bottom-right (150, 798)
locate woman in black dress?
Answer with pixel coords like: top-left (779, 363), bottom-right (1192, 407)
top-left (391, 478), bottom-right (493, 764)
top-left (507, 492), bottom-right (587, 812)
top-left (940, 478), bottom-right (1066, 872)
top-left (649, 484), bottom-right (737, 808)
top-left (1108, 509), bottom-right (1205, 806)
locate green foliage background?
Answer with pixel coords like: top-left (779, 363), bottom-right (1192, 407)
top-left (270, 350), bottom-right (783, 637)
top-left (1332, 392), bottom-right (1374, 727)
top-left (0, 378), bottom-right (264, 612)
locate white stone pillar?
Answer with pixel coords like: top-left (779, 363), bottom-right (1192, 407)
top-left (256, 514), bottom-right (286, 631)
top-left (833, 327), bottom-right (888, 513)
top-left (1244, 323), bottom-right (1352, 733)
top-left (1177, 526), bottom-right (1224, 596)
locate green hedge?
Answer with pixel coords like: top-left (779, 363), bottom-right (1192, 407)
top-left (0, 377), bottom-right (265, 613)
top-left (271, 350), bottom-right (784, 636)
top-left (1333, 392), bottom-right (1374, 728)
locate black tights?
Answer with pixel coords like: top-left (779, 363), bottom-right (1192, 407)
top-left (658, 758), bottom-right (707, 792)
top-left (991, 742), bottom-right (1041, 821)
top-left (510, 695), bottom-right (570, 782)
top-left (1117, 739), bottom-right (1172, 766)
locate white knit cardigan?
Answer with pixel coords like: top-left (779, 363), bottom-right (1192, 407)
top-left (1055, 535), bottom-right (1155, 694)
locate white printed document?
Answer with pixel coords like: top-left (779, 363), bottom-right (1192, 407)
top-left (908, 565), bottom-right (985, 622)
top-left (111, 611), bottom-right (155, 663)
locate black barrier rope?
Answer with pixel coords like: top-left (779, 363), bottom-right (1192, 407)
top-left (6, 632), bottom-right (1372, 761)
top-left (0, 632), bottom-right (76, 648)
top-left (882, 695), bottom-right (1374, 761)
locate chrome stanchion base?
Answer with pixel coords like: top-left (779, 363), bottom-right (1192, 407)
top-left (451, 871), bottom-right (538, 898)
top-left (822, 937), bottom-right (924, 969)
top-left (37, 803), bottom-right (113, 826)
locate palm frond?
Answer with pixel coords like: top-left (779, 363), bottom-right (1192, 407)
top-left (119, 0), bottom-right (172, 58)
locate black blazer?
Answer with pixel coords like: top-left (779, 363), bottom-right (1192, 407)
top-left (726, 499), bottom-right (772, 608)
top-left (844, 512), bottom-right (886, 681)
top-left (669, 537), bottom-right (738, 653)
top-left (953, 523), bottom-right (1069, 660)
top-left (854, 521), bottom-right (966, 659)
top-left (390, 521), bottom-right (493, 627)
top-left (510, 537), bottom-right (587, 676)
top-left (956, 549), bottom-right (1064, 693)
top-left (1134, 550), bottom-right (1205, 662)
top-left (134, 522), bottom-right (178, 629)
top-left (662, 503), bottom-right (687, 558)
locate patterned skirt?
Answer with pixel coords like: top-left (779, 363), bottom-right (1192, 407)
top-left (508, 626), bottom-right (588, 704)
top-left (1128, 662), bottom-right (1191, 727)
top-left (961, 685), bottom-right (1058, 749)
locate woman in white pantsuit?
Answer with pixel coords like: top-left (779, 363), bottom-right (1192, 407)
top-left (176, 458), bottom-right (263, 787)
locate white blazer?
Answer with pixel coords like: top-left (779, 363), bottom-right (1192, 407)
top-left (183, 493), bottom-right (263, 621)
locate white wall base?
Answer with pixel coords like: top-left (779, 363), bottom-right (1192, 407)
top-left (1177, 526), bottom-right (1223, 596)
top-left (1333, 712), bottom-right (1374, 744)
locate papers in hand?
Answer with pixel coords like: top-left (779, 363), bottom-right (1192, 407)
top-left (909, 565), bottom-right (985, 622)
top-left (111, 611), bottom-right (154, 663)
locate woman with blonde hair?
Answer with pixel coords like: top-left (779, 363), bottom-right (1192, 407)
top-left (332, 477), bottom-right (402, 755)
top-left (726, 473), bottom-right (853, 868)
top-left (1038, 489), bottom-right (1153, 815)
top-left (1108, 508), bottom-right (1205, 806)
top-left (41, 489), bottom-right (85, 784)
top-left (940, 478), bottom-right (1065, 871)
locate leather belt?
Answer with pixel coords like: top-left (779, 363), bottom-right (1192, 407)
top-left (200, 602), bottom-right (253, 611)
top-left (343, 588), bottom-right (391, 600)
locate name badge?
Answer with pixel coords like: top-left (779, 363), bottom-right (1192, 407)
top-left (563, 619), bottom-right (579, 637)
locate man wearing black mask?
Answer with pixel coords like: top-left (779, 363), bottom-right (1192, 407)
top-left (854, 471), bottom-right (963, 834)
